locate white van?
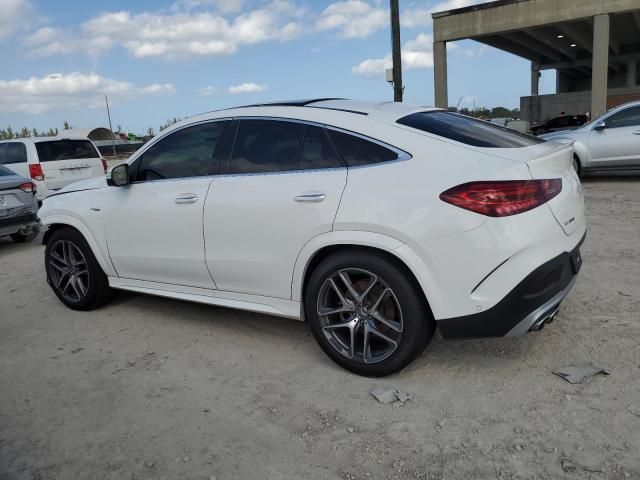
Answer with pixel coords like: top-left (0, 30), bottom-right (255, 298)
top-left (0, 137), bottom-right (106, 200)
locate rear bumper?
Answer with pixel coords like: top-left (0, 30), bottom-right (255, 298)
top-left (438, 233), bottom-right (585, 339)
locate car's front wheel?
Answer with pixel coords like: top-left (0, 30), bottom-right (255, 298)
top-left (305, 250), bottom-right (435, 376)
top-left (45, 227), bottom-right (113, 310)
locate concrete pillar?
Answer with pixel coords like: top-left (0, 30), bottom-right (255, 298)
top-left (591, 14), bottom-right (610, 118)
top-left (531, 64), bottom-right (539, 95)
top-left (433, 41), bottom-right (448, 108)
top-left (627, 59), bottom-right (637, 87)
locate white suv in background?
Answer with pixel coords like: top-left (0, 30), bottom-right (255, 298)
top-left (0, 137), bottom-right (107, 201)
top-left (38, 99), bottom-right (586, 376)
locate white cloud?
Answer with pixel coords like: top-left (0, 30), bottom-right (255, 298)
top-left (228, 82), bottom-right (267, 94)
top-left (0, 73), bottom-right (175, 114)
top-left (38, 0), bottom-right (304, 59)
top-left (316, 0), bottom-right (387, 39)
top-left (0, 0), bottom-right (32, 39)
top-left (198, 85), bottom-right (219, 95)
top-left (353, 33), bottom-right (438, 77)
top-left (172, 0), bottom-right (247, 14)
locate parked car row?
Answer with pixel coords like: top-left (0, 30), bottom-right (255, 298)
top-left (0, 165), bottom-right (39, 243)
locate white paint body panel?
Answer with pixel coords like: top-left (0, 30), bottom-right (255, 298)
top-left (38, 100), bottom-right (586, 324)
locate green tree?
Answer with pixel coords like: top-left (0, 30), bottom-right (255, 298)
top-left (63, 121), bottom-right (71, 130)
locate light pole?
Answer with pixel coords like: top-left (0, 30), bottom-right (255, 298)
top-left (390, 0), bottom-right (403, 102)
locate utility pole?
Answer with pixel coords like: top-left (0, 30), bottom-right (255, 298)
top-left (390, 0), bottom-right (403, 102)
top-left (104, 94), bottom-right (116, 158)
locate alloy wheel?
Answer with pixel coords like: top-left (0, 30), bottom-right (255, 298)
top-left (317, 268), bottom-right (403, 364)
top-left (48, 240), bottom-right (90, 302)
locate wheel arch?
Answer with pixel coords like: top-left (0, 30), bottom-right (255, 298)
top-left (41, 215), bottom-right (116, 277)
top-left (292, 232), bottom-right (438, 321)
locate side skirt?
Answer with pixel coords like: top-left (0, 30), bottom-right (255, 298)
top-left (108, 277), bottom-right (303, 320)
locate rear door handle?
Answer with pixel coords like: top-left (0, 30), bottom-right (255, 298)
top-left (294, 192), bottom-right (326, 203)
top-left (175, 194), bottom-right (198, 204)
top-left (633, 131), bottom-right (640, 135)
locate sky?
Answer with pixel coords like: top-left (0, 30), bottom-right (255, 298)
top-left (0, 0), bottom-right (556, 134)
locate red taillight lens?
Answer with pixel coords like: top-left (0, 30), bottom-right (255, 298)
top-left (440, 179), bottom-right (562, 217)
top-left (101, 158), bottom-right (108, 173)
top-left (29, 164), bottom-right (45, 181)
top-left (19, 182), bottom-right (36, 193)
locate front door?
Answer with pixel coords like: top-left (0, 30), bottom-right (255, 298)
top-left (589, 105), bottom-right (640, 169)
top-left (103, 121), bottom-right (230, 289)
top-left (204, 119), bottom-right (348, 299)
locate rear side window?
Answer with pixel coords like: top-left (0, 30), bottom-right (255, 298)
top-left (397, 111), bottom-right (543, 148)
top-left (136, 121), bottom-right (228, 181)
top-left (5, 143), bottom-right (28, 164)
top-left (228, 120), bottom-right (303, 174)
top-left (299, 126), bottom-right (343, 170)
top-left (35, 140), bottom-right (99, 162)
top-left (328, 130), bottom-right (398, 167)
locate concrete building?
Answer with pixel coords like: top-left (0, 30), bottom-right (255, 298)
top-left (432, 0), bottom-right (640, 125)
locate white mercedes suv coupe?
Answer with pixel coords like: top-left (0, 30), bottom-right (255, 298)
top-left (39, 99), bottom-right (586, 376)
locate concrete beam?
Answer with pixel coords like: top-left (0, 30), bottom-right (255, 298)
top-left (503, 31), bottom-right (564, 62)
top-left (530, 27), bottom-right (579, 60)
top-left (537, 52), bottom-right (640, 70)
top-left (432, 0), bottom-right (640, 43)
top-left (591, 14), bottom-right (609, 118)
top-left (476, 36), bottom-right (542, 62)
top-left (557, 22), bottom-right (593, 54)
top-left (433, 41), bottom-right (448, 108)
top-left (632, 12), bottom-right (640, 35)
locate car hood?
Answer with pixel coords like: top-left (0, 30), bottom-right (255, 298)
top-left (54, 175), bottom-right (108, 195)
top-left (539, 130), bottom-right (579, 141)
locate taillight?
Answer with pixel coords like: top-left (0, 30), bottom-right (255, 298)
top-left (101, 158), bottom-right (108, 173)
top-left (440, 179), bottom-right (562, 217)
top-left (29, 164), bottom-right (45, 181)
top-left (19, 182), bottom-right (36, 193)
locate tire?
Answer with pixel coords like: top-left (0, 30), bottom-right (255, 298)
top-left (44, 227), bottom-right (113, 310)
top-left (10, 224), bottom-right (39, 243)
top-left (573, 155), bottom-right (582, 176)
top-left (304, 250), bottom-right (435, 377)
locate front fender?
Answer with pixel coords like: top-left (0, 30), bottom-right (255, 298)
top-left (40, 213), bottom-right (116, 277)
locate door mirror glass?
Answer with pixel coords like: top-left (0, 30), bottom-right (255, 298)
top-left (594, 121), bottom-right (606, 131)
top-left (108, 163), bottom-right (129, 186)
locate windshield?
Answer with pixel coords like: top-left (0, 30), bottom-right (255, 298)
top-left (35, 140), bottom-right (100, 162)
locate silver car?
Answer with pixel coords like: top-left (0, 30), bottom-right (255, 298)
top-left (0, 165), bottom-right (39, 243)
top-left (541, 100), bottom-right (640, 175)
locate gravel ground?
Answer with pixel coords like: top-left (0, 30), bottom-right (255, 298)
top-left (1, 177), bottom-right (639, 480)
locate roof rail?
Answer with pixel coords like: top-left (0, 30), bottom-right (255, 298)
top-left (237, 98), bottom-right (346, 108)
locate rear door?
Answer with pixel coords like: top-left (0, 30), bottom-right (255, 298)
top-left (34, 139), bottom-right (105, 190)
top-left (588, 105), bottom-right (640, 168)
top-left (204, 119), bottom-right (347, 299)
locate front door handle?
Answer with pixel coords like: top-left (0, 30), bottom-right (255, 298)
top-left (175, 194), bottom-right (198, 204)
top-left (294, 192), bottom-right (326, 203)
top-left (633, 130), bottom-right (640, 135)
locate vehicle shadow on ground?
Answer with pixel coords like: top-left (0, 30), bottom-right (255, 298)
top-left (581, 174), bottom-right (640, 182)
top-left (108, 288), bottom-right (539, 377)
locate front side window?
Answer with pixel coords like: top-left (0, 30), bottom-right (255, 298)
top-left (328, 130), bottom-right (398, 167)
top-left (4, 143), bottom-right (28, 164)
top-left (397, 111), bottom-right (543, 148)
top-left (299, 126), bottom-right (343, 170)
top-left (35, 140), bottom-right (99, 162)
top-left (135, 122), bottom-right (228, 181)
top-left (228, 120), bottom-right (303, 174)
top-left (605, 106), bottom-right (640, 129)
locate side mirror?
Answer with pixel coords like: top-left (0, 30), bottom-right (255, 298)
top-left (107, 163), bottom-right (129, 187)
top-left (594, 121), bottom-right (607, 131)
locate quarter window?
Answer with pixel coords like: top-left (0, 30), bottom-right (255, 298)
top-left (397, 111), bottom-right (542, 148)
top-left (135, 122), bottom-right (228, 181)
top-left (0, 143), bottom-right (6, 164)
top-left (328, 130), bottom-right (398, 167)
top-left (605, 106), bottom-right (640, 129)
top-left (228, 120), bottom-right (303, 174)
top-left (299, 126), bottom-right (343, 170)
top-left (4, 143), bottom-right (28, 164)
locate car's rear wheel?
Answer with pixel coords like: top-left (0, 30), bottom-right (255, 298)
top-left (573, 155), bottom-right (582, 176)
top-left (305, 250), bottom-right (435, 376)
top-left (45, 227), bottom-right (113, 310)
top-left (10, 224), bottom-right (39, 243)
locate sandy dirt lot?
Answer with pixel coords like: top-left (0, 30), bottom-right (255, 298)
top-left (1, 177), bottom-right (639, 480)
